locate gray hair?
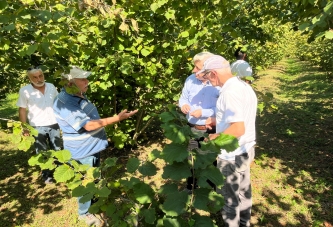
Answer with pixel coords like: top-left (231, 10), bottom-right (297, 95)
top-left (27, 68), bottom-right (44, 77)
top-left (192, 52), bottom-right (214, 64)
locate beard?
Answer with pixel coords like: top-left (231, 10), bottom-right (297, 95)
top-left (31, 81), bottom-right (45, 87)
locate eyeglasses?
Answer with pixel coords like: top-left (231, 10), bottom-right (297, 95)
top-left (202, 71), bottom-right (212, 79)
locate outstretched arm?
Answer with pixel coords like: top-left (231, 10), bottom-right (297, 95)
top-left (83, 109), bottom-right (138, 131)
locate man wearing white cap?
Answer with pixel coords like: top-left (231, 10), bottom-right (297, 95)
top-left (230, 48), bottom-right (253, 82)
top-left (53, 66), bottom-right (138, 226)
top-left (197, 55), bottom-right (257, 227)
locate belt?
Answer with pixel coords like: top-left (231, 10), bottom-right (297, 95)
top-left (194, 125), bottom-right (207, 130)
top-left (188, 123), bottom-right (206, 130)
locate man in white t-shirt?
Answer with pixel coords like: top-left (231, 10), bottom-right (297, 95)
top-left (16, 67), bottom-right (62, 184)
top-left (231, 48), bottom-right (253, 83)
top-left (197, 55), bottom-right (257, 227)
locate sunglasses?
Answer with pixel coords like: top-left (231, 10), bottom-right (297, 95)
top-left (27, 66), bottom-right (41, 71)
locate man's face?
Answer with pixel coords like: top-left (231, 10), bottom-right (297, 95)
top-left (192, 61), bottom-right (206, 81)
top-left (202, 70), bottom-right (219, 87)
top-left (73, 78), bottom-right (89, 93)
top-left (28, 71), bottom-right (45, 87)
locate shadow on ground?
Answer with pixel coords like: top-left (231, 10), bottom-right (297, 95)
top-left (253, 59), bottom-right (333, 226)
top-left (0, 143), bottom-right (71, 226)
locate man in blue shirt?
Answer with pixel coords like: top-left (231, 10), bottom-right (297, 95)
top-left (53, 66), bottom-right (138, 226)
top-left (178, 52), bottom-right (221, 192)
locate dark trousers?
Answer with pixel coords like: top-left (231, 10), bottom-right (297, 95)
top-left (33, 124), bottom-right (62, 179)
top-left (186, 126), bottom-right (216, 190)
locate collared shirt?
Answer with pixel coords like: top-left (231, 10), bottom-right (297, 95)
top-left (53, 89), bottom-right (108, 160)
top-left (216, 77), bottom-right (257, 160)
top-left (178, 74), bottom-right (220, 125)
top-left (16, 83), bottom-right (58, 127)
top-left (231, 60), bottom-right (253, 77)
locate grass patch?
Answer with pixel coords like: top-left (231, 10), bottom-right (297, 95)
top-left (0, 93), bottom-right (19, 121)
top-left (252, 58), bottom-right (333, 226)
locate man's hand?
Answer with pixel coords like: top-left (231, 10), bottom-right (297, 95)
top-left (22, 129), bottom-right (30, 136)
top-left (208, 133), bottom-right (219, 140)
top-left (118, 109), bottom-right (139, 121)
top-left (181, 104), bottom-right (190, 114)
top-left (205, 117), bottom-right (216, 130)
top-left (190, 109), bottom-right (202, 118)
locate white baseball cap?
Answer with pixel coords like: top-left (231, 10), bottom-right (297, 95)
top-left (62, 66), bottom-right (92, 80)
top-left (196, 55), bottom-right (230, 75)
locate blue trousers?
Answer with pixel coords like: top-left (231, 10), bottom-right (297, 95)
top-left (75, 152), bottom-right (101, 215)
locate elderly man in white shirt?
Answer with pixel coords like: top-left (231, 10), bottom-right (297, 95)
top-left (16, 67), bottom-right (62, 184)
top-left (198, 55), bottom-right (257, 227)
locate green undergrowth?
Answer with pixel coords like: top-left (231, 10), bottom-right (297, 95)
top-left (0, 59), bottom-right (332, 226)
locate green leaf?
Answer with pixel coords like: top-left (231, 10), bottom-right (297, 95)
top-left (70, 160), bottom-right (80, 171)
top-left (0, 0), bottom-right (8, 10)
top-left (120, 177), bottom-right (140, 189)
top-left (180, 31), bottom-right (189, 38)
top-left (55, 4), bottom-right (66, 11)
top-left (325, 30), bottom-right (333, 39)
top-left (159, 112), bottom-right (176, 122)
top-left (150, 3), bottom-right (159, 12)
top-left (193, 214), bottom-right (216, 227)
top-left (88, 203), bottom-right (100, 214)
top-left (133, 182), bottom-right (155, 204)
top-left (140, 208), bottom-right (156, 224)
top-left (193, 188), bottom-right (224, 212)
top-left (105, 203), bottom-right (117, 217)
top-left (53, 150), bottom-right (71, 163)
top-left (148, 149), bottom-right (161, 161)
top-left (127, 157), bottom-right (140, 173)
top-left (213, 134), bottom-right (239, 151)
top-left (161, 123), bottom-right (191, 144)
top-left (79, 192), bottom-right (95, 203)
top-left (165, 9), bottom-right (175, 20)
top-left (54, 164), bottom-right (75, 182)
top-left (10, 134), bottom-right (22, 144)
top-left (158, 183), bottom-right (178, 196)
top-left (323, 1), bottom-right (333, 13)
top-left (163, 217), bottom-right (182, 227)
top-left (198, 165), bottom-right (224, 189)
top-left (141, 48), bottom-right (151, 57)
top-left (25, 44), bottom-right (38, 55)
top-left (138, 161), bottom-right (157, 176)
top-left (212, 133), bottom-right (239, 152)
top-left (160, 143), bottom-right (188, 164)
top-left (299, 22), bottom-right (310, 31)
top-left (21, 14), bottom-right (31, 20)
top-left (3, 24), bottom-right (15, 31)
top-left (72, 182), bottom-right (97, 197)
top-left (193, 149), bottom-right (218, 169)
top-left (160, 191), bottom-right (189, 216)
top-left (28, 154), bottom-right (43, 166)
top-left (18, 138), bottom-right (32, 151)
top-left (162, 42), bottom-right (170, 48)
top-left (162, 162), bottom-right (191, 180)
top-left (104, 157), bottom-right (117, 167)
top-left (77, 34), bottom-right (88, 43)
top-left (67, 179), bottom-right (82, 190)
top-left (96, 186), bottom-right (111, 197)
